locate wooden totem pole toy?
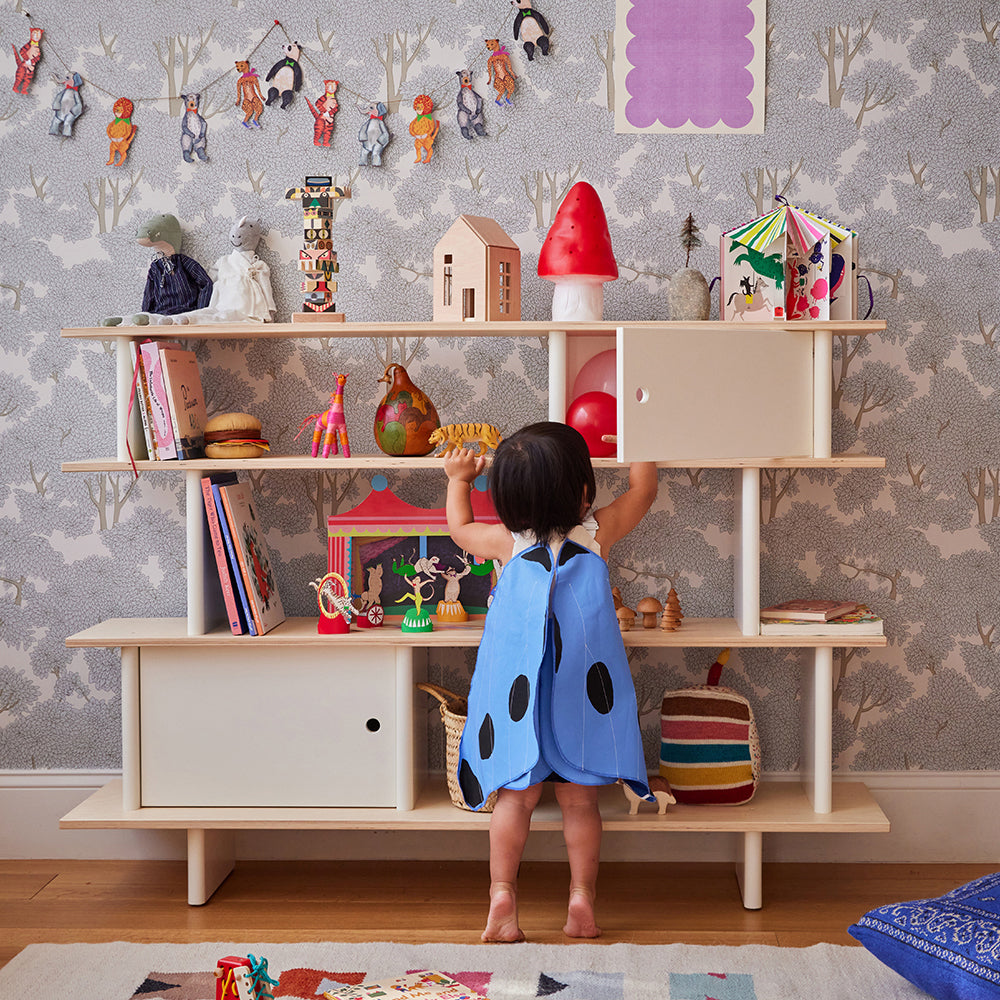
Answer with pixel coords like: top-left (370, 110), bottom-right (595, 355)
top-left (284, 176), bottom-right (351, 322)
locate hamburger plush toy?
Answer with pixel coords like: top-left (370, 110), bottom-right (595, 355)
top-left (203, 412), bottom-right (269, 459)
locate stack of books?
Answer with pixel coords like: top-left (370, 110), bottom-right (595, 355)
top-left (130, 339), bottom-right (207, 460)
top-left (759, 599), bottom-right (883, 636)
top-left (201, 472), bottom-right (285, 636)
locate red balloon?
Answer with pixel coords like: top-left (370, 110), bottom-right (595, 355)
top-left (566, 391), bottom-right (616, 457)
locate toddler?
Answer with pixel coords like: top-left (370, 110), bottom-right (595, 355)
top-left (444, 421), bottom-right (658, 942)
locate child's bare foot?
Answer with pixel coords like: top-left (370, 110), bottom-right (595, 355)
top-left (482, 880), bottom-right (525, 942)
top-left (564, 885), bottom-right (601, 938)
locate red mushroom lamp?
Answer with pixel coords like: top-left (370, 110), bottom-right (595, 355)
top-left (537, 182), bottom-right (619, 322)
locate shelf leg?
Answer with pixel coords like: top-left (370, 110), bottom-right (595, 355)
top-left (734, 467), bottom-right (760, 636)
top-left (548, 329), bottom-right (567, 422)
top-left (812, 328), bottom-right (833, 459)
top-left (187, 828), bottom-right (235, 905)
top-left (801, 646), bottom-right (834, 814)
top-left (735, 831), bottom-right (763, 910)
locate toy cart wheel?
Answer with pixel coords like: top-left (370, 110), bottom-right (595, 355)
top-left (366, 604), bottom-right (384, 626)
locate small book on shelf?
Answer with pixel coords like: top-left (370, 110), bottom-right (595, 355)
top-left (201, 472), bottom-right (248, 636)
top-left (759, 599), bottom-right (860, 621)
top-left (128, 339), bottom-right (157, 460)
top-left (217, 479), bottom-right (285, 635)
top-left (759, 604), bottom-right (883, 636)
top-left (159, 346), bottom-right (207, 460)
top-left (210, 478), bottom-right (257, 636)
top-left (138, 339), bottom-right (184, 459)
top-left (323, 971), bottom-right (486, 1000)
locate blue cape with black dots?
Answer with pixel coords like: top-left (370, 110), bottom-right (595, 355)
top-left (457, 538), bottom-right (651, 810)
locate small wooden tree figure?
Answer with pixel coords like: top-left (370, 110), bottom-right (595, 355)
top-left (668, 213), bottom-right (710, 321)
top-left (284, 175), bottom-right (351, 322)
top-left (660, 587), bottom-right (684, 631)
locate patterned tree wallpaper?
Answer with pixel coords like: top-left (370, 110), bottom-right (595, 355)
top-left (0, 0), bottom-right (997, 777)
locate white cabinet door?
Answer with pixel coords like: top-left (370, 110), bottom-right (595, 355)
top-left (139, 646), bottom-right (398, 807)
top-left (616, 325), bottom-right (815, 461)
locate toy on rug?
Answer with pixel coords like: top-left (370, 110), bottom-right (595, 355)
top-left (538, 180), bottom-right (619, 321)
top-left (235, 60), bottom-right (264, 128)
top-left (485, 39), bottom-right (516, 105)
top-left (358, 99), bottom-right (390, 165)
top-left (265, 42), bottom-right (303, 109)
top-left (296, 372), bottom-right (351, 457)
top-left (106, 97), bottom-right (137, 164)
top-left (660, 587), bottom-right (684, 630)
top-left (512, 0), bottom-right (551, 60)
top-left (215, 954), bottom-right (278, 1000)
top-left (455, 69), bottom-right (487, 139)
top-left (12, 25), bottom-right (43, 95)
top-left (305, 80), bottom-right (339, 146)
top-left (312, 571), bottom-right (356, 634)
top-left (180, 92), bottom-right (208, 162)
top-left (429, 422), bottom-right (502, 456)
top-left (48, 71), bottom-right (83, 137)
top-left (374, 363), bottom-right (441, 456)
top-left (409, 93), bottom-right (440, 163)
top-left (102, 213), bottom-right (213, 326)
top-left (284, 175), bottom-right (351, 321)
top-left (621, 775), bottom-right (676, 815)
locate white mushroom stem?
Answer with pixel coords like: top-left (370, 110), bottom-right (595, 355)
top-left (550, 277), bottom-right (606, 322)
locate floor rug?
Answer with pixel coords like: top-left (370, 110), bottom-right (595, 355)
top-left (0, 940), bottom-right (926, 1000)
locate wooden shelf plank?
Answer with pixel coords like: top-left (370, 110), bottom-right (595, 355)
top-left (63, 320), bottom-right (887, 341)
top-left (64, 616), bottom-right (887, 649)
top-left (60, 778), bottom-right (889, 834)
top-left (62, 453), bottom-right (885, 473)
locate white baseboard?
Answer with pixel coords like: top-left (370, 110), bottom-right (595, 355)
top-left (2, 770), bottom-right (998, 863)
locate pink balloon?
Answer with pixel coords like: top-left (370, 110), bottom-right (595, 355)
top-left (566, 391), bottom-right (616, 458)
top-left (571, 349), bottom-right (617, 399)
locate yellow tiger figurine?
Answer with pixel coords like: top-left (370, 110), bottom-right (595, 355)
top-left (429, 422), bottom-right (503, 456)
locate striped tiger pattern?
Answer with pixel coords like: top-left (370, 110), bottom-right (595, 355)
top-left (659, 686), bottom-right (760, 805)
top-left (429, 422), bottom-right (503, 456)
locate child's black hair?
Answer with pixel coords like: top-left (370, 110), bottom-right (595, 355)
top-left (489, 421), bottom-right (596, 541)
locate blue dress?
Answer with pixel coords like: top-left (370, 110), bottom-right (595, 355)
top-left (457, 531), bottom-right (651, 810)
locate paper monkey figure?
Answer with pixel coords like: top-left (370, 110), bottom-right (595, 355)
top-left (265, 42), bottom-right (303, 109)
top-left (235, 60), bottom-right (264, 127)
top-left (512, 0), bottom-right (551, 61)
top-left (409, 93), bottom-right (440, 163)
top-left (101, 214), bottom-right (213, 326)
top-left (485, 39), bottom-right (516, 105)
top-left (12, 25), bottom-right (43, 95)
top-left (358, 99), bottom-right (390, 166)
top-left (305, 80), bottom-right (339, 146)
top-left (180, 92), bottom-right (208, 162)
top-left (106, 97), bottom-right (137, 165)
top-left (48, 72), bottom-right (84, 137)
top-left (455, 69), bottom-right (486, 139)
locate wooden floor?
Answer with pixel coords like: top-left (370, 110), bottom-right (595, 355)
top-left (2, 859), bottom-right (994, 970)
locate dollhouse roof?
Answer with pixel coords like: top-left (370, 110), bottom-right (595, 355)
top-left (725, 203), bottom-right (854, 256)
top-left (439, 215), bottom-right (519, 251)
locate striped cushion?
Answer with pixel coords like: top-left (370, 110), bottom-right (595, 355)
top-left (659, 686), bottom-right (760, 804)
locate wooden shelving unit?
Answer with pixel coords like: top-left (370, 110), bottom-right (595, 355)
top-left (61, 318), bottom-right (889, 910)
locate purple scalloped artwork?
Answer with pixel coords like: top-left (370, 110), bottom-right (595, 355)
top-left (614, 0), bottom-right (765, 134)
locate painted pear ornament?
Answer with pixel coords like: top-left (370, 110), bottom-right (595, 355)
top-left (374, 363), bottom-right (441, 457)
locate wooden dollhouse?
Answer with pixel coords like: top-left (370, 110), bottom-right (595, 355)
top-left (432, 215), bottom-right (521, 322)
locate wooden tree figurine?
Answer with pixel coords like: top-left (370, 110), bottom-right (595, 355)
top-left (669, 212), bottom-right (710, 320)
top-left (660, 587), bottom-right (684, 631)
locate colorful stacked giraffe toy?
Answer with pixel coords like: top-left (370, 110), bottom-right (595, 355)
top-left (283, 175), bottom-right (351, 322)
top-left (297, 372), bottom-right (351, 458)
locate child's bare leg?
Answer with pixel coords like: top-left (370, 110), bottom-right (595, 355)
top-left (484, 784), bottom-right (542, 942)
top-left (554, 782), bottom-right (602, 938)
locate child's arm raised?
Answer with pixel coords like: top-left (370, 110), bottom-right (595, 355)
top-left (444, 448), bottom-right (513, 564)
top-left (593, 461), bottom-right (658, 554)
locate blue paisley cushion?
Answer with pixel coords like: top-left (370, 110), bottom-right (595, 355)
top-left (849, 871), bottom-right (1000, 1000)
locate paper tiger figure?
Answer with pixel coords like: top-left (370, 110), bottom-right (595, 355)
top-left (429, 422), bottom-right (502, 456)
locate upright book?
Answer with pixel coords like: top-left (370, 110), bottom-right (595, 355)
top-left (211, 478), bottom-right (257, 636)
top-left (159, 346), bottom-right (207, 460)
top-left (201, 472), bottom-right (247, 635)
top-left (217, 479), bottom-right (285, 635)
top-left (759, 598), bottom-right (860, 621)
top-left (127, 339), bottom-right (157, 459)
top-left (138, 339), bottom-right (184, 459)
top-left (759, 604), bottom-right (883, 636)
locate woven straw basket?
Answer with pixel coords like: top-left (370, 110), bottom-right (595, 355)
top-left (417, 682), bottom-right (497, 812)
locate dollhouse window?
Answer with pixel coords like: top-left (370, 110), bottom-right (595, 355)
top-left (498, 260), bottom-right (511, 314)
top-left (443, 256), bottom-right (453, 306)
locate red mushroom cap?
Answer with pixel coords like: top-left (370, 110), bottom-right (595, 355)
top-left (538, 182), bottom-right (619, 282)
